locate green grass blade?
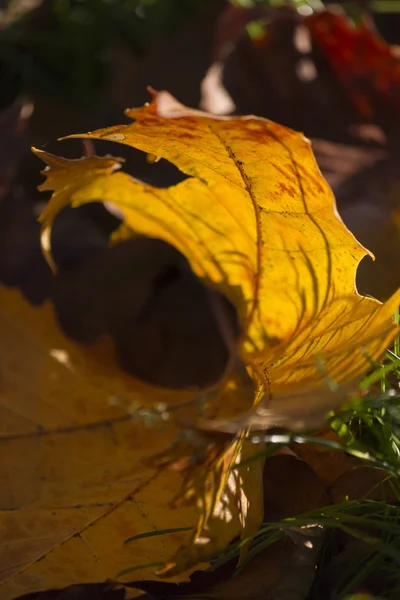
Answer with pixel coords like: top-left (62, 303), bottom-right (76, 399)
top-left (124, 526), bottom-right (193, 545)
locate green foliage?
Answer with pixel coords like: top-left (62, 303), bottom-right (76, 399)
top-left (231, 0), bottom-right (400, 9)
top-left (0, 0), bottom-right (206, 108)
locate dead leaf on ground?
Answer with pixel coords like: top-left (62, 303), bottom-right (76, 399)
top-left (29, 90), bottom-right (400, 577)
top-left (138, 452), bottom-right (328, 599)
top-left (0, 286), bottom-right (202, 599)
top-left (330, 465), bottom-right (398, 505)
top-left (0, 248), bottom-right (259, 599)
top-left (3, 90), bottom-right (399, 598)
top-left (262, 453), bottom-right (328, 519)
top-left (293, 429), bottom-right (359, 488)
top-left (34, 91), bottom-right (400, 435)
top-left (33, 89), bottom-right (400, 568)
top-left (293, 429), bottom-right (398, 505)
top-left (185, 540), bottom-right (298, 600)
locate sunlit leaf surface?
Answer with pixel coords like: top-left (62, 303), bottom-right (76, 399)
top-left (6, 90), bottom-right (397, 597)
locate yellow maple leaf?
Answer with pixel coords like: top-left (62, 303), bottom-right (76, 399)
top-left (0, 287), bottom-right (206, 599)
top-left (0, 272), bottom-right (258, 597)
top-left (25, 90), bottom-right (400, 589)
top-left (33, 90), bottom-right (400, 429)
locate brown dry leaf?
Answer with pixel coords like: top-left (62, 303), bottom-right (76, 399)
top-left (330, 465), bottom-right (397, 505)
top-left (293, 429), bottom-right (358, 488)
top-left (294, 430), bottom-right (397, 506)
top-left (183, 453), bottom-right (328, 600)
top-left (189, 540), bottom-right (296, 600)
top-left (262, 453), bottom-right (328, 519)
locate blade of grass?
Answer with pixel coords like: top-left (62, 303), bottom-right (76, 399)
top-left (116, 561), bottom-right (164, 577)
top-left (124, 526), bottom-right (193, 545)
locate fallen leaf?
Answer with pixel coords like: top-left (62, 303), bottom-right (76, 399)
top-left (200, 4), bottom-right (400, 299)
top-left (262, 453), bottom-right (328, 519)
top-left (0, 286), bottom-right (201, 599)
top-left (293, 429), bottom-right (359, 488)
top-left (330, 465), bottom-right (397, 505)
top-left (186, 539), bottom-right (297, 600)
top-left (197, 453), bottom-right (328, 600)
top-left (35, 90), bottom-right (399, 428)
top-left (157, 437), bottom-right (265, 576)
top-left (29, 90), bottom-right (400, 586)
top-left (153, 453), bottom-right (328, 599)
top-left (0, 245), bottom-right (258, 598)
top-left (307, 9), bottom-right (400, 123)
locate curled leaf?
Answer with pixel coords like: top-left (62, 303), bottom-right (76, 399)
top-left (33, 90), bottom-right (400, 430)
top-left (31, 90), bottom-right (400, 579)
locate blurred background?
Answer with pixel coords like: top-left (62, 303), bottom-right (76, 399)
top-left (0, 0), bottom-right (399, 331)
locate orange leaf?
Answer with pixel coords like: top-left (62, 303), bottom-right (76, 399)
top-left (307, 10), bottom-right (400, 119)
